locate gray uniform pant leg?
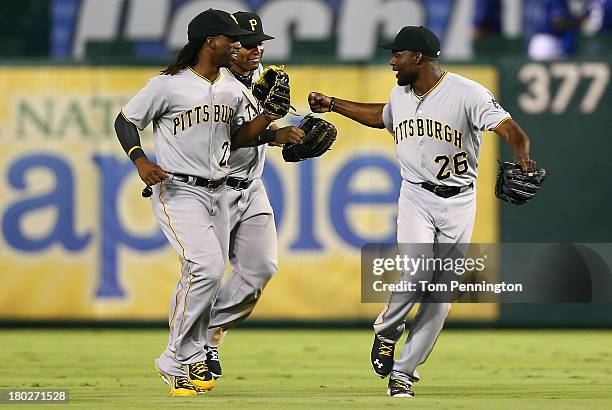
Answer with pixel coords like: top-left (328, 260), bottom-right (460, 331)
top-left (374, 181), bottom-right (476, 379)
top-left (206, 180), bottom-right (278, 346)
top-left (150, 179), bottom-right (229, 377)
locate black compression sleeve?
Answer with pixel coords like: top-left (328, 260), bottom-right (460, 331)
top-left (233, 128), bottom-right (277, 148)
top-left (114, 112), bottom-right (146, 162)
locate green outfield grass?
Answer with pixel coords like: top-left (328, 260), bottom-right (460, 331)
top-left (0, 329), bottom-right (611, 409)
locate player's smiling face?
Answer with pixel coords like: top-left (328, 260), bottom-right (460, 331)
top-left (235, 42), bottom-right (265, 73)
top-left (390, 50), bottom-right (419, 86)
top-left (213, 35), bottom-right (242, 67)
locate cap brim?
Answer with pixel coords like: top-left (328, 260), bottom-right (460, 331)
top-left (379, 42), bottom-right (397, 50)
top-left (222, 27), bottom-right (255, 37)
top-left (379, 41), bottom-right (409, 51)
top-left (239, 33), bottom-right (275, 45)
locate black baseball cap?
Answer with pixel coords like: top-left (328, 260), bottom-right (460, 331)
top-left (380, 26), bottom-right (441, 58)
top-left (188, 9), bottom-right (253, 41)
top-left (232, 12), bottom-right (275, 44)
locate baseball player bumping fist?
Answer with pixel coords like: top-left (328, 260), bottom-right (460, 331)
top-left (309, 26), bottom-right (538, 398)
top-left (114, 9), bottom-right (291, 397)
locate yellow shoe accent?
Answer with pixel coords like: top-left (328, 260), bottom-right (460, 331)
top-left (190, 378), bottom-right (215, 392)
top-left (155, 364), bottom-right (198, 397)
top-left (188, 361), bottom-right (216, 392)
top-left (170, 376), bottom-right (198, 397)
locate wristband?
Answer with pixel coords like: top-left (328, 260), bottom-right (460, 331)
top-left (127, 146), bottom-right (146, 162)
top-left (328, 97), bottom-right (336, 112)
top-left (258, 129), bottom-right (277, 145)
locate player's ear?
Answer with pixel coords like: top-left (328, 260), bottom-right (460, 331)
top-left (207, 37), bottom-right (216, 49)
top-left (414, 52), bottom-right (423, 65)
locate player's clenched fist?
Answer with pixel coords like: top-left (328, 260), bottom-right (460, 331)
top-left (308, 92), bottom-right (332, 113)
top-left (134, 157), bottom-right (168, 186)
top-left (515, 156), bottom-right (536, 172)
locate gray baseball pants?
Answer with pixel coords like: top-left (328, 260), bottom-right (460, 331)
top-left (150, 178), bottom-right (229, 377)
top-left (373, 180), bottom-right (476, 380)
top-left (205, 178), bottom-right (278, 347)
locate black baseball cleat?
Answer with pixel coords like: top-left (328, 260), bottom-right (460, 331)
top-left (371, 334), bottom-right (395, 378)
top-left (387, 377), bottom-right (415, 398)
top-left (206, 346), bottom-right (222, 379)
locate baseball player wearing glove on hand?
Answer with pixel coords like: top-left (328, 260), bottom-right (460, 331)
top-left (202, 11), bottom-right (304, 379)
top-left (309, 26), bottom-right (545, 398)
top-left (113, 9), bottom-right (288, 397)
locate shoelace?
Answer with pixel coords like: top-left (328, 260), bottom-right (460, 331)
top-left (175, 377), bottom-right (195, 389)
top-left (393, 379), bottom-right (412, 391)
top-left (378, 342), bottom-right (393, 357)
top-left (191, 362), bottom-right (209, 375)
top-left (208, 347), bottom-right (219, 361)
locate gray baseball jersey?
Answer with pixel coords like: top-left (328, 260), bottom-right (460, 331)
top-left (374, 70), bottom-right (509, 383)
top-left (122, 67), bottom-right (248, 180)
top-left (382, 71), bottom-right (510, 186)
top-left (226, 64), bottom-right (265, 180)
top-left (122, 67), bottom-right (250, 378)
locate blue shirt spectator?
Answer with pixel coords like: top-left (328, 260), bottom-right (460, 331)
top-left (528, 0), bottom-right (588, 59)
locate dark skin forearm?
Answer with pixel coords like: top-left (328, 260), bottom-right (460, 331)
top-left (494, 118), bottom-right (536, 171)
top-left (334, 99), bottom-right (386, 128)
top-left (308, 92), bottom-right (385, 128)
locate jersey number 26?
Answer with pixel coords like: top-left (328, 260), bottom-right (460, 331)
top-left (434, 151), bottom-right (468, 180)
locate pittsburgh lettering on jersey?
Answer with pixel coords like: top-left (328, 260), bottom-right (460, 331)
top-left (172, 104), bottom-right (235, 135)
top-left (393, 118), bottom-right (463, 149)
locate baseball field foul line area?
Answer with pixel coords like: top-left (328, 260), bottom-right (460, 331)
top-left (0, 329), bottom-right (610, 409)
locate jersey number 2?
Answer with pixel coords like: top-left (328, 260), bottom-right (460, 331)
top-left (434, 151), bottom-right (468, 180)
top-left (219, 141), bottom-right (230, 167)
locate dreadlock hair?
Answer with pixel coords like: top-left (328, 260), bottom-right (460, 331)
top-left (160, 39), bottom-right (206, 75)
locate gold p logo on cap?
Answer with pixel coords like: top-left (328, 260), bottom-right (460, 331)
top-left (249, 19), bottom-right (257, 31)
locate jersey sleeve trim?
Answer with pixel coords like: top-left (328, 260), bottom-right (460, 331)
top-left (120, 110), bottom-right (144, 131)
top-left (489, 115), bottom-right (512, 132)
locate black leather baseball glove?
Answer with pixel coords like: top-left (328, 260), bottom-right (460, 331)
top-left (495, 161), bottom-right (548, 205)
top-left (252, 65), bottom-right (291, 119)
top-left (282, 115), bottom-right (337, 162)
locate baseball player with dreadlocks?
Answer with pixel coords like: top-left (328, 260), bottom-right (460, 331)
top-left (203, 11), bottom-right (304, 379)
top-left (309, 26), bottom-right (540, 398)
top-left (114, 9), bottom-right (290, 397)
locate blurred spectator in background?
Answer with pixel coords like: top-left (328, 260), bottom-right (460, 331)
top-left (587, 0), bottom-right (612, 31)
top-left (472, 0), bottom-right (502, 55)
top-left (582, 0), bottom-right (612, 55)
top-left (528, 0), bottom-right (590, 60)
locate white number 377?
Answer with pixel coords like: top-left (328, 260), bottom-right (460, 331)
top-left (518, 62), bottom-right (609, 114)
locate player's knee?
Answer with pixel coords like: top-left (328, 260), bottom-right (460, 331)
top-left (259, 258), bottom-right (277, 282)
top-left (190, 253), bottom-right (226, 281)
top-left (434, 302), bottom-right (451, 318)
top-left (244, 257), bottom-right (277, 284)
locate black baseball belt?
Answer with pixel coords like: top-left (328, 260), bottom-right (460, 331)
top-left (226, 177), bottom-right (252, 190)
top-left (411, 181), bottom-right (474, 198)
top-left (172, 173), bottom-right (226, 189)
